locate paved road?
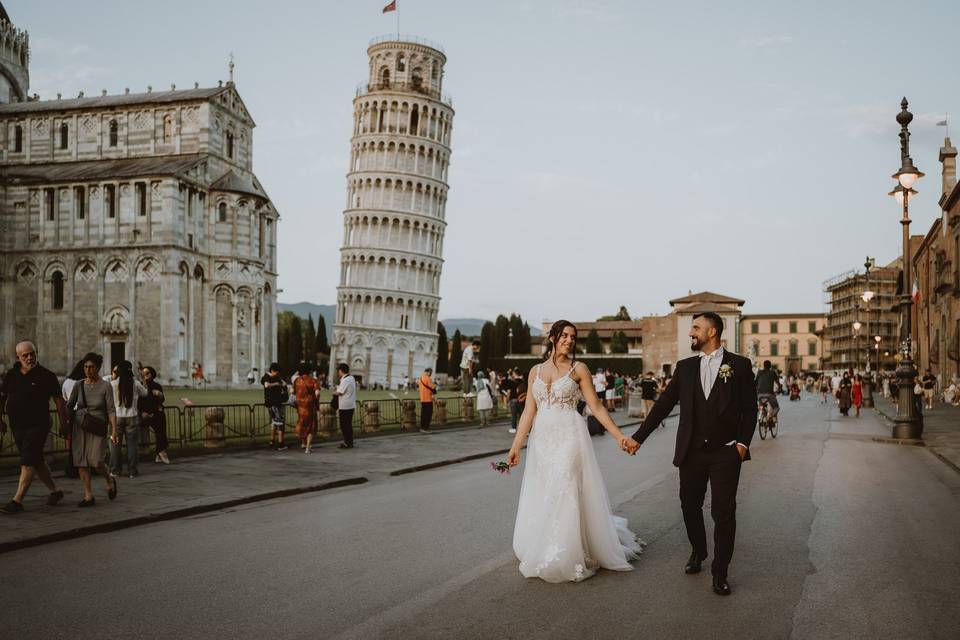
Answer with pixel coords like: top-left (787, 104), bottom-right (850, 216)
top-left (4, 396), bottom-right (959, 639)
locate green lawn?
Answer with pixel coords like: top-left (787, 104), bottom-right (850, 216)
top-left (165, 386), bottom-right (465, 408)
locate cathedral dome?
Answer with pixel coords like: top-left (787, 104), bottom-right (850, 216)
top-left (0, 2), bottom-right (30, 103)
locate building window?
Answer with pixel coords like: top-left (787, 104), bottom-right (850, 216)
top-left (45, 188), bottom-right (55, 221)
top-left (770, 321), bottom-right (779, 334)
top-left (218, 202), bottom-right (227, 222)
top-left (397, 53), bottom-right (405, 72)
top-left (136, 182), bottom-right (147, 216)
top-left (808, 341), bottom-right (817, 356)
top-left (109, 120), bottom-right (118, 147)
top-left (60, 122), bottom-right (68, 149)
top-left (789, 321), bottom-right (798, 333)
top-left (751, 322), bottom-right (759, 334)
top-left (106, 184), bottom-right (116, 218)
top-left (13, 124), bottom-right (22, 152)
top-left (188, 233), bottom-right (194, 249)
top-left (75, 186), bottom-right (85, 219)
top-left (770, 341), bottom-right (779, 356)
top-left (163, 115), bottom-right (173, 143)
top-left (789, 340), bottom-right (798, 356)
top-left (226, 132), bottom-right (234, 159)
top-left (51, 272), bottom-right (64, 310)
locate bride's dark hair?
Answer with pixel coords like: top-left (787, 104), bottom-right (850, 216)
top-left (543, 320), bottom-right (578, 368)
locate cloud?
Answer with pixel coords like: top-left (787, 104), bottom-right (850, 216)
top-left (738, 35), bottom-right (793, 48)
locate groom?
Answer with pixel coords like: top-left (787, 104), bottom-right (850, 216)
top-left (622, 312), bottom-right (757, 596)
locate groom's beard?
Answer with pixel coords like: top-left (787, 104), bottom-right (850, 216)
top-left (690, 338), bottom-right (704, 352)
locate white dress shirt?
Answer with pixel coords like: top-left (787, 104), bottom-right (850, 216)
top-left (698, 347), bottom-right (747, 452)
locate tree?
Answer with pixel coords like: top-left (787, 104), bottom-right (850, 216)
top-left (598, 306), bottom-right (632, 321)
top-left (480, 321), bottom-right (496, 370)
top-left (494, 315), bottom-right (510, 357)
top-left (610, 330), bottom-right (629, 354)
top-left (315, 313), bottom-right (330, 356)
top-left (276, 311), bottom-right (304, 375)
top-left (448, 329), bottom-right (463, 378)
top-left (304, 314), bottom-right (317, 363)
top-left (436, 322), bottom-right (449, 373)
top-left (585, 328), bottom-right (603, 354)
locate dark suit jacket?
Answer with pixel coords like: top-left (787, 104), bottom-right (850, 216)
top-left (631, 350), bottom-right (758, 467)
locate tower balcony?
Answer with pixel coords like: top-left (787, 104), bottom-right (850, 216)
top-left (356, 81), bottom-right (452, 107)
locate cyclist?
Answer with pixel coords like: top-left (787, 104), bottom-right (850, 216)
top-left (755, 360), bottom-right (781, 422)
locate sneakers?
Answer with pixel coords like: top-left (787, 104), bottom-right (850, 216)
top-left (1, 500), bottom-right (24, 514)
top-left (304, 447), bottom-right (312, 454)
top-left (276, 444), bottom-right (289, 451)
top-left (337, 443), bottom-right (354, 449)
top-left (77, 498), bottom-right (95, 508)
top-left (46, 490), bottom-right (64, 506)
top-left (508, 428), bottom-right (517, 434)
top-left (158, 451), bottom-right (170, 465)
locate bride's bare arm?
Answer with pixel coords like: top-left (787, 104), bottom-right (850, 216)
top-left (572, 362), bottom-right (629, 445)
top-left (507, 370), bottom-right (539, 466)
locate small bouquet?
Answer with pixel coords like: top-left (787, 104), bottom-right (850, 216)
top-left (490, 461), bottom-right (511, 475)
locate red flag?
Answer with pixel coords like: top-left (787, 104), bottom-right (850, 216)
top-left (912, 277), bottom-right (921, 304)
top-left (383, 1), bottom-right (396, 12)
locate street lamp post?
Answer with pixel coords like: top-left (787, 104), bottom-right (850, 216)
top-left (888, 97), bottom-right (924, 438)
top-left (508, 328), bottom-right (513, 355)
top-left (862, 257), bottom-right (875, 407)
top-left (853, 318), bottom-right (862, 373)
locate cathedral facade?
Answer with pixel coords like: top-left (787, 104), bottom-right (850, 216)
top-left (0, 8), bottom-right (278, 385)
top-left (330, 36), bottom-right (453, 386)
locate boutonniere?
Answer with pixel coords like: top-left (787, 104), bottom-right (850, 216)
top-left (718, 364), bottom-right (733, 383)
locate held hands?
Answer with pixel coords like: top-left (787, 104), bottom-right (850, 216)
top-left (619, 436), bottom-right (641, 456)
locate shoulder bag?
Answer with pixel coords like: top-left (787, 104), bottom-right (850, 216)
top-left (75, 382), bottom-right (108, 438)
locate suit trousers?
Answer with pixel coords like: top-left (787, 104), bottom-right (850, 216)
top-left (678, 445), bottom-right (742, 576)
top-left (338, 408), bottom-right (355, 446)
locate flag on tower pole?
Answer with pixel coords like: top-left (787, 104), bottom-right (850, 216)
top-left (912, 277), bottom-right (921, 304)
top-left (383, 1), bottom-right (396, 13)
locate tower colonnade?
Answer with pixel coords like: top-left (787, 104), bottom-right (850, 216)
top-left (331, 37), bottom-right (453, 386)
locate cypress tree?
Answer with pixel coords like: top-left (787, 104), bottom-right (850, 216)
top-left (315, 313), bottom-right (330, 355)
top-left (585, 328), bottom-right (603, 354)
top-left (448, 329), bottom-right (463, 378)
top-left (480, 321), bottom-right (496, 370)
top-left (304, 314), bottom-right (317, 364)
top-left (436, 322), bottom-right (449, 373)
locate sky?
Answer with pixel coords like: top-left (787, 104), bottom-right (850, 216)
top-left (9, 0), bottom-right (960, 325)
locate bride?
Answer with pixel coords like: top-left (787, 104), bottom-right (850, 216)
top-left (507, 320), bottom-right (643, 583)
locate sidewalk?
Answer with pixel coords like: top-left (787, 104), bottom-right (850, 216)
top-left (874, 395), bottom-right (960, 473)
top-left (0, 410), bottom-right (651, 553)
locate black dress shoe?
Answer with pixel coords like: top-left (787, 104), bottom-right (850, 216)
top-left (684, 552), bottom-right (706, 574)
top-left (712, 575), bottom-right (731, 596)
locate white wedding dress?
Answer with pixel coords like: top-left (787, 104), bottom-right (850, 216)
top-left (512, 364), bottom-right (643, 583)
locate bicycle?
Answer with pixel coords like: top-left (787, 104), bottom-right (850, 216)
top-left (757, 398), bottom-right (778, 440)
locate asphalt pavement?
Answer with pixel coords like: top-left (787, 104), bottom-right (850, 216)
top-left (2, 395), bottom-right (958, 640)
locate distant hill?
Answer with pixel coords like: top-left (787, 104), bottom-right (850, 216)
top-left (277, 302), bottom-right (335, 341)
top-left (276, 305), bottom-right (541, 342)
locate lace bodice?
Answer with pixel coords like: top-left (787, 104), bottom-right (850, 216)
top-left (532, 363), bottom-right (581, 410)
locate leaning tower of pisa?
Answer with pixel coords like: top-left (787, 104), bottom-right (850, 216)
top-left (330, 36), bottom-right (454, 387)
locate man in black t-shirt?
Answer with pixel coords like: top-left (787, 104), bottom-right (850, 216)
top-left (921, 369), bottom-right (937, 409)
top-left (260, 363), bottom-right (288, 450)
top-left (639, 371), bottom-right (659, 418)
top-left (605, 369), bottom-right (616, 412)
top-left (755, 360), bottom-right (780, 419)
top-left (1, 341), bottom-right (70, 514)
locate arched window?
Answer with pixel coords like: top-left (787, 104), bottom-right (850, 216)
top-left (226, 132), bottom-right (234, 159)
top-left (178, 318), bottom-right (187, 363)
top-left (411, 68), bottom-right (422, 89)
top-left (410, 105), bottom-right (419, 134)
top-left (51, 272), bottom-right (64, 310)
top-left (218, 202), bottom-right (227, 222)
top-left (163, 115), bottom-right (173, 143)
top-left (13, 124), bottom-right (22, 152)
top-left (380, 67), bottom-right (390, 88)
top-left (59, 122), bottom-right (68, 149)
top-left (109, 120), bottom-right (118, 147)
top-left (431, 63), bottom-right (438, 80)
top-left (397, 53), bottom-right (406, 72)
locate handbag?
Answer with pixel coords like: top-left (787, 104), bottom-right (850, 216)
top-left (76, 382), bottom-right (108, 438)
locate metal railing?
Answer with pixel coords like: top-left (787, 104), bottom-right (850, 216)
top-left (356, 81), bottom-right (453, 107)
top-left (0, 396), bottom-right (484, 462)
top-left (368, 34), bottom-right (446, 54)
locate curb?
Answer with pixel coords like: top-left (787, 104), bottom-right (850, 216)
top-left (873, 407), bottom-right (960, 476)
top-left (0, 476), bottom-right (367, 555)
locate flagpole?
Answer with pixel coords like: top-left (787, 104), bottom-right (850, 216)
top-left (397, 1), bottom-right (400, 38)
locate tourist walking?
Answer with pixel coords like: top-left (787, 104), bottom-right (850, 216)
top-left (838, 372), bottom-right (852, 416)
top-left (460, 340), bottom-right (480, 394)
top-left (139, 366), bottom-right (170, 464)
top-left (639, 372), bottom-right (658, 418)
top-left (109, 361), bottom-right (148, 478)
top-left (819, 375), bottom-right (831, 404)
top-left (604, 369), bottom-right (616, 412)
top-left (61, 355), bottom-right (94, 479)
top-left (293, 364), bottom-right (319, 453)
top-left (417, 367), bottom-right (436, 432)
top-left (332, 363), bottom-right (357, 449)
top-left (852, 374), bottom-right (863, 417)
top-left (475, 370), bottom-right (495, 426)
top-left (506, 369), bottom-right (525, 434)
top-left (261, 363), bottom-right (288, 450)
top-left (921, 369), bottom-right (937, 409)
top-left (0, 341), bottom-right (70, 514)
top-left (67, 353), bottom-right (118, 506)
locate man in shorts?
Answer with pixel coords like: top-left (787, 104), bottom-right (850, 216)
top-left (921, 369), bottom-right (937, 409)
top-left (1, 341), bottom-right (70, 514)
top-left (260, 363), bottom-right (288, 450)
